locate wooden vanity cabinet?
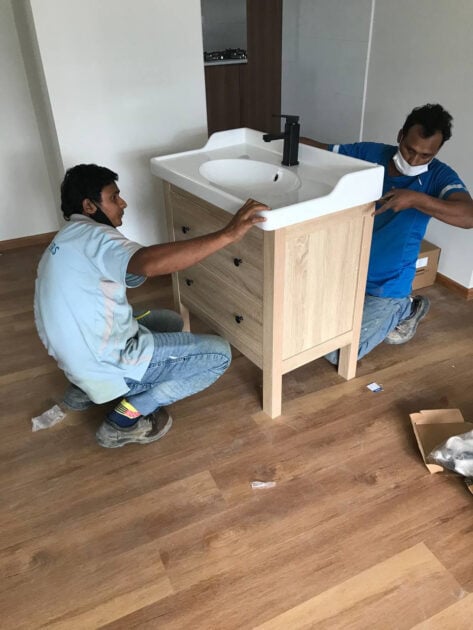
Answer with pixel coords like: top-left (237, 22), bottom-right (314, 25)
top-left (163, 183), bottom-right (374, 418)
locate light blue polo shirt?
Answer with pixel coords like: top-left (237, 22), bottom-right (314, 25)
top-left (34, 214), bottom-right (154, 403)
top-left (330, 142), bottom-right (468, 298)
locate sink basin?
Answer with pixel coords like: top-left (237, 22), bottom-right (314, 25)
top-left (150, 128), bottom-right (384, 230)
top-left (199, 159), bottom-right (301, 196)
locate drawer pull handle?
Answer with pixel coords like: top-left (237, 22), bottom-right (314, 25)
top-left (233, 257), bottom-right (243, 267)
top-left (185, 278), bottom-right (194, 286)
top-left (235, 315), bottom-right (244, 324)
top-left (181, 225), bottom-right (191, 234)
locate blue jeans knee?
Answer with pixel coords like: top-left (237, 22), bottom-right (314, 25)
top-left (124, 332), bottom-right (232, 416)
top-left (134, 308), bottom-right (184, 333)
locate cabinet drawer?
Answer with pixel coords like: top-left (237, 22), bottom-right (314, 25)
top-left (169, 186), bottom-right (231, 234)
top-left (178, 263), bottom-right (263, 361)
top-left (170, 187), bottom-right (263, 298)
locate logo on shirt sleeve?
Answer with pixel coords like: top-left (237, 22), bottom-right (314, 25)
top-left (48, 241), bottom-right (60, 255)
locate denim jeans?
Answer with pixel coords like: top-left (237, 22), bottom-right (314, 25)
top-left (123, 309), bottom-right (232, 416)
top-left (325, 295), bottom-right (412, 365)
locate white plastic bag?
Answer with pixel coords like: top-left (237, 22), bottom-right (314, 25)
top-left (429, 429), bottom-right (473, 478)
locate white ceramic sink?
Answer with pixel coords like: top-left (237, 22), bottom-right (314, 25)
top-left (150, 128), bottom-right (384, 230)
top-left (199, 159), bottom-right (301, 196)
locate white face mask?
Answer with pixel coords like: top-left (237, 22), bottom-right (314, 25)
top-left (393, 149), bottom-right (431, 176)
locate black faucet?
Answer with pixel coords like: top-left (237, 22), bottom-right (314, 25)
top-left (263, 114), bottom-right (300, 166)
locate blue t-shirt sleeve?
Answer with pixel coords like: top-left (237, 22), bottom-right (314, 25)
top-left (429, 161), bottom-right (469, 199)
top-left (330, 142), bottom-right (361, 158)
top-left (125, 273), bottom-right (147, 288)
top-left (329, 142), bottom-right (389, 164)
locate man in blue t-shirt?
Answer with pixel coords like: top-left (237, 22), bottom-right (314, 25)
top-left (301, 103), bottom-right (473, 362)
top-left (35, 164), bottom-right (268, 448)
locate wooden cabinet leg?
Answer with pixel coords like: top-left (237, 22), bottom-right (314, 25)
top-left (337, 208), bottom-right (373, 381)
top-left (338, 344), bottom-right (357, 380)
top-left (262, 367), bottom-right (282, 419)
top-left (262, 229), bottom-right (285, 418)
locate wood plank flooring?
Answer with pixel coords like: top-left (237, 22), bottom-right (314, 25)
top-left (1, 244), bottom-right (472, 629)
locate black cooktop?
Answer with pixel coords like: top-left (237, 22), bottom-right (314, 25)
top-left (204, 48), bottom-right (247, 62)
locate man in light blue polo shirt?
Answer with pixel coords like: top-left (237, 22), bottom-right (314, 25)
top-left (35, 164), bottom-right (267, 448)
top-left (301, 103), bottom-right (473, 362)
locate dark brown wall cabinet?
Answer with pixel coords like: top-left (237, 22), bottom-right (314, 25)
top-left (204, 0), bottom-right (282, 136)
top-left (204, 64), bottom-right (246, 136)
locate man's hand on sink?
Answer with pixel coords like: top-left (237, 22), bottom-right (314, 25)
top-left (223, 198), bottom-right (269, 242)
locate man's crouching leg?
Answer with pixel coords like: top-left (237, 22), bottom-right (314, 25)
top-left (324, 295), bottom-right (412, 366)
top-left (96, 333), bottom-right (231, 448)
top-left (384, 295), bottom-right (430, 345)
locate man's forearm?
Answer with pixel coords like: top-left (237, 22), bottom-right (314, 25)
top-left (128, 198), bottom-right (268, 277)
top-left (377, 189), bottom-right (473, 228)
top-left (413, 192), bottom-right (473, 228)
top-left (128, 230), bottom-right (233, 277)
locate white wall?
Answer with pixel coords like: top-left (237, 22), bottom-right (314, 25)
top-left (0, 0), bottom-right (58, 241)
top-left (282, 0), bottom-right (473, 289)
top-left (282, 0), bottom-right (374, 143)
top-left (4, 0), bottom-right (472, 286)
top-left (27, 0), bottom-right (207, 246)
top-left (364, 0), bottom-right (473, 288)
top-left (201, 0), bottom-right (246, 52)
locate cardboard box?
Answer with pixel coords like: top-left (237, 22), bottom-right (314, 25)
top-left (410, 408), bottom-right (473, 494)
top-left (412, 240), bottom-right (440, 290)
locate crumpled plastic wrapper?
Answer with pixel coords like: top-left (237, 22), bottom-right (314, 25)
top-left (31, 403), bottom-right (67, 432)
top-left (250, 480), bottom-right (276, 489)
top-left (429, 429), bottom-right (473, 480)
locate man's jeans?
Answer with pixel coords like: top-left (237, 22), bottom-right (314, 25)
top-left (123, 309), bottom-right (231, 416)
top-left (325, 295), bottom-right (412, 365)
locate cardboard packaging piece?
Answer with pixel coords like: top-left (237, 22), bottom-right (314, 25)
top-left (410, 408), bottom-right (473, 494)
top-left (412, 240), bottom-right (441, 291)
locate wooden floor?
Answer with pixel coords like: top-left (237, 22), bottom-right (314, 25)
top-left (1, 243), bottom-right (473, 629)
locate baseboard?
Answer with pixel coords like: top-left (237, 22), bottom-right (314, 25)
top-left (436, 272), bottom-right (473, 300)
top-left (0, 231), bottom-right (56, 252)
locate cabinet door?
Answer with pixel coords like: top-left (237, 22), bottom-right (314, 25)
top-left (282, 211), bottom-right (367, 359)
top-left (170, 187), bottom-right (263, 299)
